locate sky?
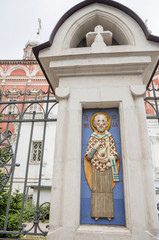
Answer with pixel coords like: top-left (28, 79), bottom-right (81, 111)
top-left (1, 0), bottom-right (159, 60)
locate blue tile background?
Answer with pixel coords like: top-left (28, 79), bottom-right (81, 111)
top-left (81, 108), bottom-right (125, 226)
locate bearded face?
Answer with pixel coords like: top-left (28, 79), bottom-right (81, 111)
top-left (93, 114), bottom-right (108, 133)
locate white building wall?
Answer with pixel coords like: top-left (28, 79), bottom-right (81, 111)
top-left (12, 118), bottom-right (56, 204)
top-left (147, 119), bottom-right (159, 219)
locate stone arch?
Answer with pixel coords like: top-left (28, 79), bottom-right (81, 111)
top-left (31, 66), bottom-right (43, 76)
top-left (7, 65), bottom-right (30, 76)
top-left (63, 8), bottom-right (135, 49)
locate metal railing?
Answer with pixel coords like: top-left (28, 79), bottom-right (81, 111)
top-left (145, 72), bottom-right (159, 122)
top-left (0, 84), bottom-right (57, 237)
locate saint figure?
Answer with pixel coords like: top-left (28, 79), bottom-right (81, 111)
top-left (84, 112), bottom-right (120, 221)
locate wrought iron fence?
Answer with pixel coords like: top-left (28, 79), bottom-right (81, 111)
top-left (0, 84), bottom-right (57, 237)
top-left (145, 73), bottom-right (159, 122)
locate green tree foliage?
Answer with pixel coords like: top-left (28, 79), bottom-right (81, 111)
top-left (0, 186), bottom-right (23, 238)
top-left (0, 184), bottom-right (50, 238)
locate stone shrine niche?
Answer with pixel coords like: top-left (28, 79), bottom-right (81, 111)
top-left (67, 9), bottom-right (134, 49)
top-left (34, 1), bottom-right (159, 239)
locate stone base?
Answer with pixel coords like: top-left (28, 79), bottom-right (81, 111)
top-left (47, 226), bottom-right (159, 240)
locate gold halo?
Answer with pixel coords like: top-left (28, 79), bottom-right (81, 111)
top-left (90, 112), bottom-right (111, 131)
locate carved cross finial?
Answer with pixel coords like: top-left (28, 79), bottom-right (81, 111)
top-left (37, 18), bottom-right (42, 35)
top-left (86, 25), bottom-right (113, 49)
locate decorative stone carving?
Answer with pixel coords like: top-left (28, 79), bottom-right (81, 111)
top-left (5, 86), bottom-right (22, 97)
top-left (55, 87), bottom-right (70, 101)
top-left (130, 85), bottom-right (146, 97)
top-left (26, 87), bottom-right (43, 96)
top-left (86, 25), bottom-right (113, 50)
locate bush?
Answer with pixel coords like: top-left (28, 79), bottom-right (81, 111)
top-left (0, 185), bottom-right (50, 238)
top-left (23, 202), bottom-right (36, 221)
top-left (0, 187), bottom-right (22, 238)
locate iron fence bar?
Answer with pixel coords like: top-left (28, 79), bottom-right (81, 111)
top-left (145, 97), bottom-right (159, 100)
top-left (0, 85), bottom-right (5, 100)
top-left (0, 113), bottom-right (12, 190)
top-left (146, 116), bottom-right (159, 119)
top-left (0, 132), bottom-right (14, 193)
top-left (0, 163), bottom-right (15, 167)
top-left (145, 78), bottom-right (159, 122)
top-left (0, 99), bottom-right (56, 105)
top-left (3, 128), bottom-right (18, 231)
top-left (3, 84), bottom-right (28, 231)
top-left (144, 99), bottom-right (157, 114)
top-left (19, 112), bottom-right (35, 232)
top-left (0, 118), bottom-right (57, 123)
top-left (34, 86), bottom-right (50, 234)
top-left (3, 112), bottom-right (11, 136)
top-left (152, 81), bottom-right (159, 118)
top-left (147, 88), bottom-right (159, 91)
top-left (0, 85), bottom-right (6, 110)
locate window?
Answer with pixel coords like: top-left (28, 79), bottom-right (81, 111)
top-left (4, 98), bottom-right (19, 115)
top-left (31, 141), bottom-right (42, 162)
top-left (27, 103), bottom-right (41, 113)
